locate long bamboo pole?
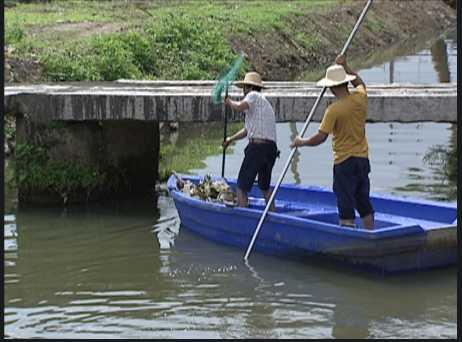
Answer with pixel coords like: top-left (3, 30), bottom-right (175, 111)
top-left (244, 0), bottom-right (374, 261)
top-left (221, 86), bottom-right (229, 178)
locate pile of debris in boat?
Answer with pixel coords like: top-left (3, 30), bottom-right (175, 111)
top-left (172, 172), bottom-right (237, 206)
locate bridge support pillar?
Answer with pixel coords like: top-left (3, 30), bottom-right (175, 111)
top-left (15, 115), bottom-right (159, 205)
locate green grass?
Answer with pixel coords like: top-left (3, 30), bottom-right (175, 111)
top-left (6, 1), bottom-right (118, 27)
top-left (42, 33), bottom-right (145, 81)
top-left (40, 12), bottom-right (239, 81)
top-left (145, 0), bottom-right (336, 33)
top-left (4, 115), bottom-right (15, 142)
top-left (5, 1), bottom-right (116, 45)
top-left (159, 140), bottom-right (223, 180)
top-left (367, 14), bottom-right (387, 34)
top-left (295, 32), bottom-right (322, 51)
top-left (6, 0), bottom-right (337, 44)
top-left (159, 122), bottom-right (241, 180)
top-left (15, 142), bottom-right (106, 203)
top-left (6, 0), bottom-right (338, 81)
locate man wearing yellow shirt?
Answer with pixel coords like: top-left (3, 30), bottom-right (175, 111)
top-left (291, 54), bottom-right (374, 229)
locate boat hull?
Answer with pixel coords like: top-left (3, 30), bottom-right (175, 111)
top-left (168, 175), bottom-right (457, 274)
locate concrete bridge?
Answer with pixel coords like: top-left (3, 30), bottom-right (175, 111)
top-left (4, 81), bottom-right (457, 204)
top-left (5, 81), bottom-right (457, 123)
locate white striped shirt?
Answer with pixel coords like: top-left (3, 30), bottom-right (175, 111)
top-left (243, 91), bottom-right (277, 142)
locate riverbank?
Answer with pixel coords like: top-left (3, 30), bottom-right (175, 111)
top-left (5, 0), bottom-right (456, 83)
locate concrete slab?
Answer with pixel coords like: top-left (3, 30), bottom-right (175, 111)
top-left (4, 81), bottom-right (457, 123)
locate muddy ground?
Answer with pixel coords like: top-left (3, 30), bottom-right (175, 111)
top-left (230, 0), bottom-right (456, 80)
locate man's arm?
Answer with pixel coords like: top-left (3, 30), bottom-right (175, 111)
top-left (223, 127), bottom-right (248, 149)
top-left (290, 131), bottom-right (328, 148)
top-left (336, 54), bottom-right (365, 89)
top-left (225, 96), bottom-right (250, 112)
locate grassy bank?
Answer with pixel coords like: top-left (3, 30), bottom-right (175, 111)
top-left (6, 0), bottom-right (335, 81)
top-left (5, 0), bottom-right (456, 83)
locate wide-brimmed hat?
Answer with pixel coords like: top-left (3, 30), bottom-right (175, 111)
top-left (316, 65), bottom-right (356, 87)
top-left (235, 72), bottom-right (266, 88)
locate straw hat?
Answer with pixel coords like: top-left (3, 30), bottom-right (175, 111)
top-left (235, 72), bottom-right (266, 88)
top-left (316, 65), bottom-right (356, 87)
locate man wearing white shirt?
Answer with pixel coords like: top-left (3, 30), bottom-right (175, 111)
top-left (223, 72), bottom-right (278, 211)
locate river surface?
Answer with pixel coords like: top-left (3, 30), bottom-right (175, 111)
top-left (4, 33), bottom-right (457, 338)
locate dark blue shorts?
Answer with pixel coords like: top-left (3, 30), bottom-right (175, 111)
top-left (238, 141), bottom-right (278, 192)
top-left (333, 157), bottom-right (374, 220)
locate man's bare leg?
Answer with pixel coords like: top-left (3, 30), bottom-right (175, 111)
top-left (362, 213), bottom-right (374, 230)
top-left (339, 218), bottom-right (356, 228)
top-left (237, 188), bottom-right (249, 207)
top-left (262, 189), bottom-right (276, 212)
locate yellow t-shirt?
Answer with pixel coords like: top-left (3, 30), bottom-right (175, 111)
top-left (319, 85), bottom-right (369, 164)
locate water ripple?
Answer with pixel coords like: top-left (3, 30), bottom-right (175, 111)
top-left (153, 215), bottom-right (180, 249)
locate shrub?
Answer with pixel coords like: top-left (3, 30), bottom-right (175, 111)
top-left (16, 142), bottom-right (106, 202)
top-left (43, 35), bottom-right (143, 81)
top-left (6, 21), bottom-right (25, 45)
top-left (143, 13), bottom-right (237, 79)
top-left (40, 12), bottom-right (240, 81)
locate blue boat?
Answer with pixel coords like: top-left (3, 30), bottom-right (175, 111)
top-left (167, 174), bottom-right (457, 274)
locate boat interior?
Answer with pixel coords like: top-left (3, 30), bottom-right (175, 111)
top-left (247, 196), bottom-right (454, 231)
top-left (169, 175), bottom-right (456, 232)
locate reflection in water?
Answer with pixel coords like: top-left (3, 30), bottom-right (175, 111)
top-left (4, 198), bottom-right (184, 338)
top-left (359, 31), bottom-right (456, 84)
top-left (169, 239), bottom-right (456, 339)
top-left (159, 121), bottom-right (241, 180)
top-left (378, 123), bottom-right (456, 201)
top-left (195, 122), bottom-right (455, 202)
top-left (4, 215), bottom-right (18, 274)
top-left (419, 37), bottom-right (456, 199)
top-left (389, 59), bottom-right (394, 83)
top-left (152, 212), bottom-right (180, 250)
top-left (242, 260), bottom-right (280, 338)
top-left (332, 301), bottom-right (369, 339)
top-left (4, 158), bottom-right (18, 213)
top-left (4, 210), bottom-right (457, 339)
top-left (421, 125), bottom-right (457, 201)
top-left (431, 38), bottom-right (451, 82)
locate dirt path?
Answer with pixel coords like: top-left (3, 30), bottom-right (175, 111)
top-left (32, 21), bottom-right (127, 39)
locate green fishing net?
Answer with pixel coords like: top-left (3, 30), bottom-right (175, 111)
top-left (212, 52), bottom-right (246, 104)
